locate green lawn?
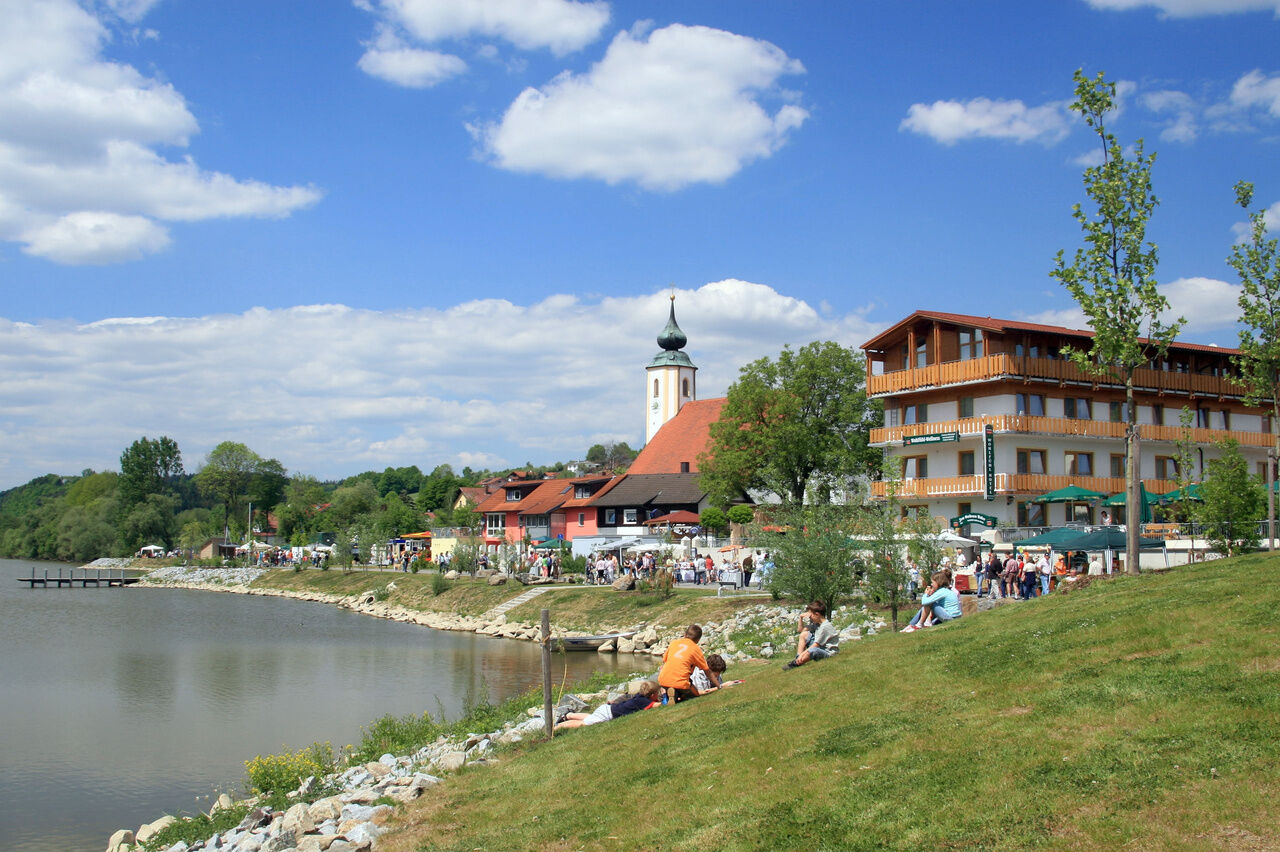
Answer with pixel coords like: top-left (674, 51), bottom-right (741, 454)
top-left (378, 555), bottom-right (1280, 851)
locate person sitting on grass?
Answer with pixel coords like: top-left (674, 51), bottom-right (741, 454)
top-left (555, 681), bottom-right (662, 730)
top-left (658, 624), bottom-right (713, 703)
top-left (689, 653), bottom-right (743, 694)
top-left (783, 601), bottom-right (839, 669)
top-left (901, 570), bottom-right (962, 632)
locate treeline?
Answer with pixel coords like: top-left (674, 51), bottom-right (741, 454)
top-left (0, 436), bottom-right (571, 564)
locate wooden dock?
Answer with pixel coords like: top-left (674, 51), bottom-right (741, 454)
top-left (16, 568), bottom-right (139, 588)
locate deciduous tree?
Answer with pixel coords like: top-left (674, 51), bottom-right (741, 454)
top-left (1229, 180), bottom-right (1280, 549)
top-left (119, 436), bottom-right (183, 507)
top-left (1050, 69), bottom-right (1184, 575)
top-left (758, 502), bottom-right (860, 617)
top-left (699, 341), bottom-right (881, 506)
top-left (1199, 440), bottom-right (1263, 557)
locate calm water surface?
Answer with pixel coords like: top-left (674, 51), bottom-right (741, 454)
top-left (0, 559), bottom-right (626, 852)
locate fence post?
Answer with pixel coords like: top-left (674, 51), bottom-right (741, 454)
top-left (542, 608), bottom-right (553, 739)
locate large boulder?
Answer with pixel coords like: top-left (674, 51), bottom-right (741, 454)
top-left (444, 570), bottom-right (460, 580)
top-left (611, 575), bottom-right (635, 591)
top-left (135, 816), bottom-right (176, 845)
top-left (282, 802), bottom-right (316, 837)
top-left (616, 638), bottom-right (637, 654)
top-left (475, 568), bottom-right (496, 578)
top-left (106, 828), bottom-right (135, 852)
top-left (487, 573), bottom-right (507, 586)
top-left (596, 638), bottom-right (616, 653)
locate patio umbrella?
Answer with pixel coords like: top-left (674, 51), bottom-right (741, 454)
top-left (1032, 485), bottom-right (1108, 504)
top-left (1102, 483), bottom-right (1157, 523)
top-left (936, 530), bottom-right (977, 546)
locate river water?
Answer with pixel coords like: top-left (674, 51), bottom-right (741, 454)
top-left (0, 559), bottom-right (627, 852)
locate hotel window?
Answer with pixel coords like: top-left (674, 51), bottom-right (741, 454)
top-left (1065, 451), bottom-right (1094, 476)
top-left (915, 340), bottom-right (928, 368)
top-left (1151, 404), bottom-right (1164, 426)
top-left (1064, 397), bottom-right (1092, 420)
top-left (958, 328), bottom-right (984, 360)
top-left (958, 450), bottom-right (975, 476)
top-left (958, 502), bottom-right (972, 516)
top-left (958, 396), bottom-right (974, 418)
top-left (901, 505), bottom-right (929, 519)
top-left (902, 456), bottom-right (928, 478)
top-left (903, 403), bottom-right (928, 424)
top-left (577, 512), bottom-right (585, 527)
top-left (1196, 407), bottom-right (1211, 428)
top-left (1110, 453), bottom-right (1126, 478)
top-left (604, 509), bottom-right (617, 525)
top-left (623, 509), bottom-right (638, 525)
top-left (1155, 456), bottom-right (1180, 479)
top-left (1016, 449), bottom-right (1047, 475)
top-left (1109, 401), bottom-right (1124, 423)
top-left (485, 513), bottom-right (505, 535)
top-left (885, 406), bottom-right (900, 427)
top-left (1221, 409), bottom-right (1231, 430)
top-left (1066, 502), bottom-right (1094, 525)
top-left (1016, 393), bottom-right (1045, 416)
top-left (1014, 343), bottom-right (1042, 359)
top-left (1017, 501), bottom-right (1046, 526)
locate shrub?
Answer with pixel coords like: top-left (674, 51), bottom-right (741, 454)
top-left (371, 585), bottom-right (390, 602)
top-left (431, 573), bottom-right (451, 596)
top-left (244, 742), bottom-right (336, 797)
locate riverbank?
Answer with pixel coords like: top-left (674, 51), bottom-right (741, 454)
top-left (136, 564), bottom-right (888, 666)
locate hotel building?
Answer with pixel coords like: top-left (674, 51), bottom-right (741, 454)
top-left (861, 311), bottom-right (1270, 529)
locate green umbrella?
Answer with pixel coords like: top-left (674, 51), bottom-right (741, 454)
top-left (1157, 483), bottom-right (1203, 504)
top-left (1103, 483), bottom-right (1157, 524)
top-left (1032, 484), bottom-right (1109, 504)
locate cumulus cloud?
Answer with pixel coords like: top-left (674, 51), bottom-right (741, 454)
top-left (1021, 277), bottom-right (1241, 341)
top-left (356, 0), bottom-right (609, 85)
top-left (357, 26), bottom-right (468, 88)
top-left (472, 23), bottom-right (808, 190)
top-left (0, 280), bottom-right (882, 489)
top-left (1083, 0), bottom-right (1280, 17)
top-left (900, 96), bottom-right (1070, 145)
top-left (0, 0), bottom-right (321, 265)
top-left (1229, 69), bottom-right (1280, 117)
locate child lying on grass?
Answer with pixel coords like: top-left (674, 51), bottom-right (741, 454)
top-left (555, 681), bottom-right (662, 730)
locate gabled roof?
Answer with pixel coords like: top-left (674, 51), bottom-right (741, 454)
top-left (559, 475), bottom-right (617, 509)
top-left (628, 397), bottom-right (727, 475)
top-left (474, 480), bottom-right (542, 513)
top-left (589, 473), bottom-right (708, 508)
top-left (516, 480), bottom-right (575, 516)
top-left (860, 310), bottom-right (1241, 357)
top-left (456, 487), bottom-right (488, 507)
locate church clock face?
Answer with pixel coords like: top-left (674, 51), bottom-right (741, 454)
top-left (650, 401), bottom-right (659, 411)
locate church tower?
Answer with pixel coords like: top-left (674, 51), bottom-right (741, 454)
top-left (645, 295), bottom-right (697, 445)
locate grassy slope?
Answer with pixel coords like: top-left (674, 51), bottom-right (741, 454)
top-left (249, 568), bottom-right (767, 625)
top-left (379, 555), bottom-right (1280, 852)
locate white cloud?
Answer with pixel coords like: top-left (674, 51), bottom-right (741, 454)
top-left (1229, 69), bottom-right (1280, 117)
top-left (900, 97), bottom-right (1070, 145)
top-left (1083, 0), bottom-right (1280, 17)
top-left (472, 23), bottom-right (808, 190)
top-left (1022, 277), bottom-right (1241, 340)
top-left (356, 0), bottom-right (609, 86)
top-left (1142, 89), bottom-right (1198, 141)
top-left (0, 0), bottom-right (321, 265)
top-left (357, 26), bottom-right (468, 88)
top-left (20, 210), bottom-right (170, 264)
top-left (0, 281), bottom-right (883, 489)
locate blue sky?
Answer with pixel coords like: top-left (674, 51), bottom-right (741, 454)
top-left (2, 0), bottom-right (1279, 489)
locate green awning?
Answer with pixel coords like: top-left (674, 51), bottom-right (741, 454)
top-left (1157, 483), bottom-right (1203, 503)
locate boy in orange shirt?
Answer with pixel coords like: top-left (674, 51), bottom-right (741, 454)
top-left (658, 624), bottom-right (712, 703)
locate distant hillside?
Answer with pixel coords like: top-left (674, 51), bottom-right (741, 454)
top-left (380, 555), bottom-right (1280, 851)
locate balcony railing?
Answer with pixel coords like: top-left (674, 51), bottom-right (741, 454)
top-left (869, 474), bottom-right (1178, 499)
top-left (868, 353), bottom-right (1241, 398)
top-left (871, 415), bottom-right (1273, 448)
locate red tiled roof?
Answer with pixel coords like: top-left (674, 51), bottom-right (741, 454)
top-left (861, 310), bottom-right (1241, 357)
top-left (559, 475), bottom-right (618, 509)
top-left (628, 397), bottom-right (727, 475)
top-left (456, 487), bottom-right (487, 507)
top-left (516, 480), bottom-right (575, 516)
top-left (642, 510), bottom-right (701, 525)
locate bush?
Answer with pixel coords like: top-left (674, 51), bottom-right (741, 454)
top-left (371, 585), bottom-right (391, 602)
top-left (244, 742), bottom-right (336, 797)
top-left (431, 573), bottom-right (451, 596)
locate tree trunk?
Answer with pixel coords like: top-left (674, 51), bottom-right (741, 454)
top-left (1125, 381), bottom-right (1141, 576)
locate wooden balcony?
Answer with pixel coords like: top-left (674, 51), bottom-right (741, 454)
top-left (867, 353), bottom-right (1242, 399)
top-left (870, 415), bottom-right (1272, 449)
top-left (869, 474), bottom-right (1178, 500)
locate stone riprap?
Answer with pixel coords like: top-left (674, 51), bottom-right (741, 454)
top-left (103, 675), bottom-right (658, 852)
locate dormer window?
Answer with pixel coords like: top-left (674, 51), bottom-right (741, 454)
top-left (506, 489), bottom-right (523, 502)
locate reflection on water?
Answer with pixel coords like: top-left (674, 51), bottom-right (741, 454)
top-left (0, 559), bottom-right (630, 852)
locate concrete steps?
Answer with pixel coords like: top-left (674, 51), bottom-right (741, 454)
top-left (483, 585), bottom-right (552, 620)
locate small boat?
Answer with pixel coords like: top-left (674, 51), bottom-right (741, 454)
top-left (552, 631), bottom-right (635, 651)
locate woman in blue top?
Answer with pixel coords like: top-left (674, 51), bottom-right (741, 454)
top-left (901, 570), bottom-right (962, 632)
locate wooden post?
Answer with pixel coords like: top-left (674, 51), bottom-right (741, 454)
top-left (541, 608), bottom-right (553, 739)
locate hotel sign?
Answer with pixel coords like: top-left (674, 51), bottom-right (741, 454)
top-left (951, 512), bottom-right (997, 529)
top-left (984, 424), bottom-right (995, 501)
top-left (903, 431), bottom-right (960, 446)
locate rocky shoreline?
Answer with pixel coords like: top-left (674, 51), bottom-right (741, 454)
top-left (103, 564), bottom-right (887, 851)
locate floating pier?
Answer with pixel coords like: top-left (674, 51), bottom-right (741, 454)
top-left (16, 568), bottom-right (139, 588)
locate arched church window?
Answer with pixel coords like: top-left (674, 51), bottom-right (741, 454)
top-left (682, 378), bottom-right (690, 397)
top-left (653, 378), bottom-right (659, 398)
